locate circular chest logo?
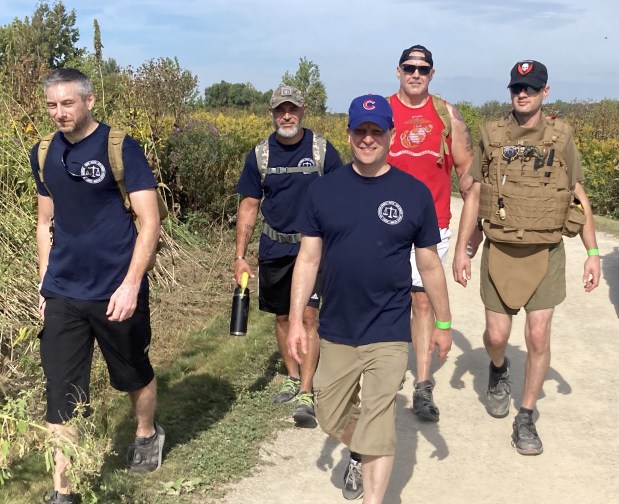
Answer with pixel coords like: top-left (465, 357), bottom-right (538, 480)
top-left (298, 158), bottom-right (315, 167)
top-left (80, 160), bottom-right (106, 184)
top-left (378, 200), bottom-right (403, 225)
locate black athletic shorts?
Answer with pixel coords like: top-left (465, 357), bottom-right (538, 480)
top-left (40, 290), bottom-right (154, 424)
top-left (258, 255), bottom-right (321, 315)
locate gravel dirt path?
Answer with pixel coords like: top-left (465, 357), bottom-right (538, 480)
top-left (214, 197), bottom-right (619, 504)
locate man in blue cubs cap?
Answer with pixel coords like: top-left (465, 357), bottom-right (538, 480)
top-left (288, 94), bottom-right (452, 503)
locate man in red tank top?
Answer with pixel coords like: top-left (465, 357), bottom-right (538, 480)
top-left (387, 45), bottom-right (474, 423)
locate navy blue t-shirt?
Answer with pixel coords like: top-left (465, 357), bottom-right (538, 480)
top-left (31, 123), bottom-right (157, 301)
top-left (299, 164), bottom-right (440, 346)
top-left (235, 128), bottom-right (342, 259)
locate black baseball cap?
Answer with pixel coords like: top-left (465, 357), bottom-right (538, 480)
top-left (399, 45), bottom-right (433, 67)
top-left (508, 60), bottom-right (548, 88)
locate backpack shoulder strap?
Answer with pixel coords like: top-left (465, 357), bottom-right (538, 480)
top-left (107, 127), bottom-right (131, 212)
top-left (312, 132), bottom-right (327, 176)
top-left (255, 137), bottom-right (270, 183)
top-left (431, 95), bottom-right (451, 165)
top-left (37, 132), bottom-right (57, 186)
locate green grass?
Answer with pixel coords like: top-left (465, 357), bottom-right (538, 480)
top-left (594, 214), bottom-right (619, 238)
top-left (1, 298), bottom-right (296, 503)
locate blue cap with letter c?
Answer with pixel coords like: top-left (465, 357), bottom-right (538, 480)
top-left (348, 94), bottom-right (394, 132)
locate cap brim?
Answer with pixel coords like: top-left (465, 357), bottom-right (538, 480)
top-left (508, 76), bottom-right (546, 88)
top-left (348, 115), bottom-right (391, 132)
top-left (270, 98), bottom-right (304, 108)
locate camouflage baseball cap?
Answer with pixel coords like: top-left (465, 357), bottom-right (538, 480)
top-left (270, 85), bottom-right (305, 108)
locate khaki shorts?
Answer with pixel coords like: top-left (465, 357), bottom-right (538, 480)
top-left (313, 339), bottom-right (408, 456)
top-left (480, 239), bottom-right (566, 315)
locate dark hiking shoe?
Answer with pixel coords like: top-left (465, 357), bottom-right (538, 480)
top-left (273, 376), bottom-right (301, 404)
top-left (512, 414), bottom-right (543, 455)
top-left (342, 458), bottom-right (363, 500)
top-left (412, 380), bottom-right (440, 422)
top-left (486, 357), bottom-right (511, 418)
top-left (292, 392), bottom-right (317, 428)
top-left (127, 423), bottom-right (165, 473)
top-left (44, 491), bottom-right (75, 504)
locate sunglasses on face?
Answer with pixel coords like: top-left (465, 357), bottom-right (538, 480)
top-left (400, 64), bottom-right (432, 76)
top-left (509, 84), bottom-right (542, 95)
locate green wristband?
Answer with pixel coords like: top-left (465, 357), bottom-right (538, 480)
top-left (435, 320), bottom-right (452, 330)
top-left (587, 248), bottom-right (599, 256)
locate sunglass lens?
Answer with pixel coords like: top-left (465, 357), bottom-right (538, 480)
top-left (401, 64), bottom-right (431, 75)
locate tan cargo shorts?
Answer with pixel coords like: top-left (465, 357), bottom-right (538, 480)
top-left (313, 339), bottom-right (408, 456)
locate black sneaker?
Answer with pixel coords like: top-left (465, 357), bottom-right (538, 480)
top-left (412, 380), bottom-right (440, 422)
top-left (273, 376), bottom-right (301, 404)
top-left (511, 414), bottom-right (543, 455)
top-left (127, 423), bottom-right (165, 473)
top-left (342, 458), bottom-right (363, 500)
top-left (44, 491), bottom-right (75, 504)
top-left (486, 357), bottom-right (511, 418)
top-left (292, 392), bottom-right (317, 428)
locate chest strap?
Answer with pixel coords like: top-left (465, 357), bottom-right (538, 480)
top-left (263, 165), bottom-right (321, 176)
top-left (262, 222), bottom-right (301, 244)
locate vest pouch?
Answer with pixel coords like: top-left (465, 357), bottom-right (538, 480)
top-left (562, 197), bottom-right (586, 238)
top-left (479, 181), bottom-right (494, 220)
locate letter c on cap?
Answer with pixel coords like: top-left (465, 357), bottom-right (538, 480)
top-left (363, 99), bottom-right (376, 110)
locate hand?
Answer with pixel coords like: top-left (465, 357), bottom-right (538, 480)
top-left (582, 255), bottom-right (600, 293)
top-left (234, 258), bottom-right (254, 285)
top-left (38, 294), bottom-right (46, 321)
top-left (428, 327), bottom-right (452, 364)
top-left (106, 282), bottom-right (139, 322)
top-left (452, 251), bottom-right (472, 287)
top-left (287, 323), bottom-right (308, 365)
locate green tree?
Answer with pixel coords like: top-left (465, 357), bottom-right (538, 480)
top-left (281, 57), bottom-right (327, 115)
top-left (0, 1), bottom-right (84, 122)
top-left (203, 81), bottom-right (270, 110)
top-left (0, 1), bottom-right (83, 69)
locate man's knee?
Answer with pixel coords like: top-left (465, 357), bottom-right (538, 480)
top-left (302, 307), bottom-right (318, 333)
top-left (412, 292), bottom-right (432, 314)
top-left (315, 407), bottom-right (349, 442)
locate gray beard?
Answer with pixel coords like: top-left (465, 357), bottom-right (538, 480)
top-left (277, 124), bottom-right (300, 138)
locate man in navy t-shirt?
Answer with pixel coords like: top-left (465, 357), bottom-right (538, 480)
top-left (234, 85), bottom-right (342, 427)
top-left (287, 95), bottom-right (452, 503)
top-left (31, 68), bottom-right (164, 504)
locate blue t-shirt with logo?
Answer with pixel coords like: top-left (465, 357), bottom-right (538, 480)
top-left (30, 123), bottom-right (157, 301)
top-left (235, 128), bottom-right (342, 259)
top-left (299, 164), bottom-right (440, 345)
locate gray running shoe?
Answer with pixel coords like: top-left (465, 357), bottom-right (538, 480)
top-left (512, 413), bottom-right (543, 455)
top-left (292, 392), bottom-right (317, 428)
top-left (342, 458), bottom-right (363, 500)
top-left (412, 380), bottom-right (440, 422)
top-left (44, 491), bottom-right (75, 504)
top-left (273, 376), bottom-right (301, 404)
top-left (486, 357), bottom-right (511, 418)
top-left (127, 423), bottom-right (165, 473)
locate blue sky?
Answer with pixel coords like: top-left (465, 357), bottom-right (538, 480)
top-left (1, 0), bottom-right (617, 112)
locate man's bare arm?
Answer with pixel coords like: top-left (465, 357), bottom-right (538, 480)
top-left (234, 196), bottom-right (260, 284)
